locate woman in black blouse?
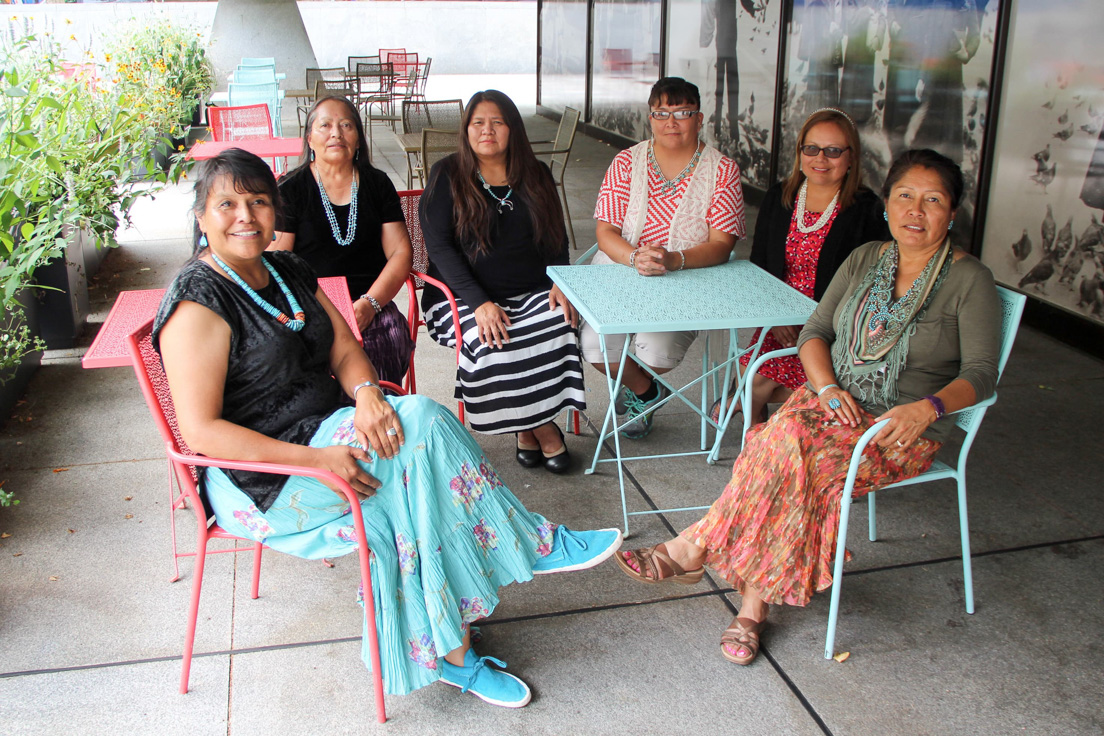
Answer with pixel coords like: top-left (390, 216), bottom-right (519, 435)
top-left (711, 108), bottom-right (889, 426)
top-left (419, 90), bottom-right (585, 474)
top-left (273, 96), bottom-right (414, 384)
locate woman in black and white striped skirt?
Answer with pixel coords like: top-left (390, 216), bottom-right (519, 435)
top-left (419, 90), bottom-right (585, 474)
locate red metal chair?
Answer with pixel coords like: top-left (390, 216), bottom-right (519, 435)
top-left (378, 48), bottom-right (407, 64)
top-left (398, 189), bottom-right (464, 422)
top-left (207, 103), bottom-right (273, 141)
top-left (397, 189), bottom-right (579, 434)
top-left (126, 319), bottom-right (389, 722)
top-left (206, 104), bottom-right (287, 174)
top-left (388, 52), bottom-right (420, 98)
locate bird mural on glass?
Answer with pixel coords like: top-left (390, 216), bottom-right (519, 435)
top-left (1011, 228), bottom-right (1032, 268)
top-left (1019, 252), bottom-right (1058, 293)
top-left (1054, 216), bottom-right (1074, 259)
top-left (1040, 204), bottom-right (1056, 253)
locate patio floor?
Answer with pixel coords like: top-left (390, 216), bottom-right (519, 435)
top-left (1, 104), bottom-right (1102, 735)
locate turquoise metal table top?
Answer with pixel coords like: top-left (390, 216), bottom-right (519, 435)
top-left (547, 260), bottom-right (817, 334)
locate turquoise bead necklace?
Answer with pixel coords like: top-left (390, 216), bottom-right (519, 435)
top-left (476, 170), bottom-right (514, 213)
top-left (316, 172), bottom-right (358, 246)
top-left (648, 141), bottom-right (702, 191)
top-left (210, 251), bottom-right (306, 331)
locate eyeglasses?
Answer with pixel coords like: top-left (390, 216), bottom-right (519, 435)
top-left (800, 144), bottom-right (850, 159)
top-left (650, 110), bottom-right (699, 120)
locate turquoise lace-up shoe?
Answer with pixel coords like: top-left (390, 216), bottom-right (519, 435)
top-left (532, 526), bottom-right (623, 575)
top-left (439, 649), bottom-right (532, 708)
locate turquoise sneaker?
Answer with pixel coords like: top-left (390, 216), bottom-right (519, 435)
top-left (439, 649), bottom-right (532, 708)
top-left (613, 384), bottom-right (633, 415)
top-left (620, 382), bottom-right (670, 439)
top-left (532, 526), bottom-right (623, 575)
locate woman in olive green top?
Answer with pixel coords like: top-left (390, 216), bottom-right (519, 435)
top-left (610, 149), bottom-right (1001, 667)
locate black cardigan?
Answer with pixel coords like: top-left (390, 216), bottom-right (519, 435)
top-left (750, 183), bottom-right (890, 301)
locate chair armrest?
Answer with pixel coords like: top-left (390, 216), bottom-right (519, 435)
top-left (533, 147), bottom-right (572, 156)
top-left (530, 138), bottom-right (554, 145)
top-left (741, 346), bottom-right (798, 439)
top-left (166, 380), bottom-right (405, 509)
top-left (411, 269), bottom-right (463, 366)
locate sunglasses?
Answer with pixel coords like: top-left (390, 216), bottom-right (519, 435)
top-left (650, 110), bottom-right (699, 120)
top-left (800, 145), bottom-right (850, 159)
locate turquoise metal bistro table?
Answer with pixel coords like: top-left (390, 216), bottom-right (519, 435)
top-left (547, 260), bottom-right (817, 534)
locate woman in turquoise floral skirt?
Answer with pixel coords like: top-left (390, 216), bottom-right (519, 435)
top-left (154, 149), bottom-right (621, 707)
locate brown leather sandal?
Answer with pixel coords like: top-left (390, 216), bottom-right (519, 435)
top-left (720, 612), bottom-right (768, 665)
top-left (615, 544), bottom-right (705, 585)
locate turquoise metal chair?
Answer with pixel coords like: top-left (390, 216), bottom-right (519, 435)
top-left (232, 67), bottom-right (277, 85)
top-left (739, 286), bottom-right (1026, 658)
top-left (228, 80), bottom-right (283, 136)
top-left (240, 56), bottom-right (276, 67)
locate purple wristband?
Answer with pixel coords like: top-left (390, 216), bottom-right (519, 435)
top-left (923, 394), bottom-right (945, 419)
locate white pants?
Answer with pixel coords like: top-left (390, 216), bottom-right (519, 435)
top-left (579, 321), bottom-right (698, 370)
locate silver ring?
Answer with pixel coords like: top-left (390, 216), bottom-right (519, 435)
top-left (828, 398), bottom-right (842, 410)
top-left (896, 439), bottom-right (905, 447)
top-left (386, 427), bottom-right (398, 436)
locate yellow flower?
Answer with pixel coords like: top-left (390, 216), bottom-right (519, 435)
top-left (65, 18), bottom-right (72, 24)
top-left (105, 53), bottom-right (112, 62)
top-left (69, 34), bottom-right (76, 41)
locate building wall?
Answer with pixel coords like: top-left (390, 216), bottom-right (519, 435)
top-left (7, 1), bottom-right (536, 76)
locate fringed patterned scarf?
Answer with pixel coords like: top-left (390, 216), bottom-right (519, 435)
top-left (831, 242), bottom-right (952, 409)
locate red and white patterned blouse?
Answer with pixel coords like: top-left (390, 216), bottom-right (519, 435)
top-left (740, 204), bottom-right (842, 390)
top-left (594, 148), bottom-right (746, 244)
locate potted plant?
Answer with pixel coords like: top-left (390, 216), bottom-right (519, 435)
top-left (0, 28), bottom-right (198, 409)
top-left (106, 19), bottom-right (215, 169)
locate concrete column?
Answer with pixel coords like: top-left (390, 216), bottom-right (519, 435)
top-left (208, 0), bottom-right (317, 89)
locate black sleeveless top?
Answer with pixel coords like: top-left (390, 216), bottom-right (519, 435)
top-left (152, 251), bottom-right (345, 511)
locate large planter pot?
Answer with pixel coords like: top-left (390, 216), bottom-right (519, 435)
top-left (0, 288), bottom-right (43, 424)
top-left (33, 227), bottom-right (91, 350)
top-left (81, 222), bottom-right (112, 277)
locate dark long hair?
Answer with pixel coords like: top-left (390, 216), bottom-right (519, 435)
top-left (432, 90), bottom-right (565, 258)
top-left (190, 148), bottom-right (280, 258)
top-left (780, 108), bottom-right (864, 210)
top-left (295, 95), bottom-right (372, 167)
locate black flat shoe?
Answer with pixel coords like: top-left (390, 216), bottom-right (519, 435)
top-left (541, 425), bottom-right (571, 474)
top-left (516, 436), bottom-right (543, 468)
top-left (542, 446), bottom-right (571, 474)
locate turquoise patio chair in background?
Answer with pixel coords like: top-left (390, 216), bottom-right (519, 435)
top-left (229, 80), bottom-right (283, 136)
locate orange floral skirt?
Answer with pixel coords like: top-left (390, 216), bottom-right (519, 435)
top-left (682, 387), bottom-right (940, 607)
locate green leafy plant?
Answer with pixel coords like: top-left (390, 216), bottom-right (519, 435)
top-left (0, 480), bottom-right (18, 508)
top-left (106, 18), bottom-right (214, 138)
top-left (0, 26), bottom-right (204, 384)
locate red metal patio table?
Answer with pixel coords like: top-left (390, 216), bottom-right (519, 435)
top-left (186, 137), bottom-right (302, 161)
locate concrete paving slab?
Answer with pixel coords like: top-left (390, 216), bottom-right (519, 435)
top-left (227, 595), bottom-right (824, 735)
top-left (0, 461), bottom-right (236, 672)
top-left (0, 655), bottom-right (230, 736)
top-left (758, 539), bottom-right (1104, 735)
top-left (0, 361), bottom-right (162, 470)
top-left (998, 326), bottom-right (1104, 385)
